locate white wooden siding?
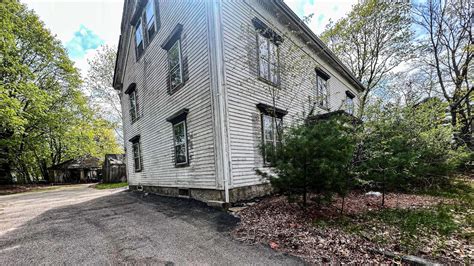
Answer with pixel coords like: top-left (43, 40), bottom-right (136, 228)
top-left (221, 0), bottom-right (361, 188)
top-left (121, 0), bottom-right (218, 189)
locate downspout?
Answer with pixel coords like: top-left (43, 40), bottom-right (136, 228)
top-left (208, 1), bottom-right (231, 203)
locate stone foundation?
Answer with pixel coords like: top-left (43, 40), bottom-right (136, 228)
top-left (129, 183), bottom-right (273, 203)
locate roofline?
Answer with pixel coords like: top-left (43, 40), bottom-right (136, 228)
top-left (272, 0), bottom-right (366, 92)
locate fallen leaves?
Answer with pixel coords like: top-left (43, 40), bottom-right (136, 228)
top-left (231, 192), bottom-right (472, 264)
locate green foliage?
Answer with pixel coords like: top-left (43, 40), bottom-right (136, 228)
top-left (373, 206), bottom-right (458, 236)
top-left (257, 114), bottom-right (356, 205)
top-left (321, 0), bottom-right (413, 116)
top-left (95, 182), bottom-right (128, 190)
top-left (356, 100), bottom-right (470, 195)
top-left (0, 1), bottom-right (121, 183)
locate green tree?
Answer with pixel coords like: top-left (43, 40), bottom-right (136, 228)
top-left (257, 114), bottom-right (357, 207)
top-left (85, 45), bottom-right (123, 145)
top-left (357, 99), bottom-right (469, 206)
top-left (413, 0), bottom-right (473, 147)
top-left (320, 0), bottom-right (413, 117)
top-left (0, 1), bottom-right (121, 183)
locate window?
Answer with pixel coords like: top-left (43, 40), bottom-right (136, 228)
top-left (166, 108), bottom-right (189, 166)
top-left (345, 91), bottom-right (355, 115)
top-left (144, 0), bottom-right (157, 41)
top-left (316, 69), bottom-right (330, 108)
top-left (257, 103), bottom-right (287, 165)
top-left (252, 17), bottom-right (282, 85)
top-left (262, 114), bottom-right (283, 164)
top-left (135, 20), bottom-right (144, 58)
top-left (126, 83), bottom-right (139, 123)
top-left (130, 136), bottom-right (143, 172)
top-left (131, 0), bottom-right (160, 59)
top-left (168, 40), bottom-right (183, 91)
top-left (173, 121), bottom-right (188, 165)
top-left (258, 33), bottom-right (279, 85)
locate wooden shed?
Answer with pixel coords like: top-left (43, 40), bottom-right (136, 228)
top-left (102, 154), bottom-right (127, 183)
top-left (48, 155), bottom-right (101, 183)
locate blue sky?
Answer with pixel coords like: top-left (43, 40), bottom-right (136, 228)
top-left (22, 0), bottom-right (357, 73)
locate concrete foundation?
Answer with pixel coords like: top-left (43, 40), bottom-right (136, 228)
top-left (129, 183), bottom-right (273, 204)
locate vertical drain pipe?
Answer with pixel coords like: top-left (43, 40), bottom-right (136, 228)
top-left (208, 0), bottom-right (230, 204)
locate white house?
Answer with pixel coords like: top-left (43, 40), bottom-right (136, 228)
top-left (113, 0), bottom-right (365, 204)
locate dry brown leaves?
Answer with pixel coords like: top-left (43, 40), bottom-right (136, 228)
top-left (231, 192), bottom-right (469, 264)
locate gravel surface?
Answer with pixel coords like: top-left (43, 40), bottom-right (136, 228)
top-left (0, 185), bottom-right (302, 265)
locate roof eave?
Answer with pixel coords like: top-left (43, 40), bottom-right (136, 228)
top-left (272, 0), bottom-right (366, 92)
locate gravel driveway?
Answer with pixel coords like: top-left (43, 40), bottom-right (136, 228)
top-left (0, 184), bottom-right (302, 265)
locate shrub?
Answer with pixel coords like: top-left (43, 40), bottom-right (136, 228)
top-left (257, 114), bottom-right (357, 206)
top-left (356, 100), bottom-right (470, 205)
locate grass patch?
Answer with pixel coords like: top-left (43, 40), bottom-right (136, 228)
top-left (370, 205), bottom-right (457, 236)
top-left (95, 182), bottom-right (128, 189)
top-left (314, 204), bottom-right (461, 252)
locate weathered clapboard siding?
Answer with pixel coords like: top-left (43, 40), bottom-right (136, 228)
top-left (120, 0), bottom-right (218, 189)
top-left (220, 0), bottom-right (361, 188)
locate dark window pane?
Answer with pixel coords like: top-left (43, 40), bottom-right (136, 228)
top-left (175, 144), bottom-right (186, 164)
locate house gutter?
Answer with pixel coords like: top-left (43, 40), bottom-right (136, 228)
top-left (272, 0), bottom-right (366, 92)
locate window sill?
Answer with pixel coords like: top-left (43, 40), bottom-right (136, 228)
top-left (174, 162), bottom-right (189, 168)
top-left (317, 105), bottom-right (330, 111)
top-left (257, 76), bottom-right (280, 88)
top-left (169, 81), bottom-right (186, 95)
top-left (131, 116), bottom-right (141, 125)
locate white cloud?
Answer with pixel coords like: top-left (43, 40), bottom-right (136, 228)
top-left (285, 0), bottom-right (357, 34)
top-left (21, 0), bottom-right (123, 73)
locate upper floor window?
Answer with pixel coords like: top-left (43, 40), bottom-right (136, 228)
top-left (144, 0), bottom-right (157, 40)
top-left (252, 17), bottom-right (283, 86)
top-left (168, 40), bottom-right (183, 91)
top-left (135, 20), bottom-right (144, 58)
top-left (132, 0), bottom-right (160, 59)
top-left (166, 108), bottom-right (189, 167)
top-left (316, 69), bottom-right (330, 109)
top-left (258, 34), bottom-right (279, 85)
top-left (125, 83), bottom-right (139, 123)
top-left (345, 91), bottom-right (355, 115)
top-left (257, 103), bottom-right (287, 165)
top-left (162, 24), bottom-right (184, 93)
top-left (130, 136), bottom-right (143, 172)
